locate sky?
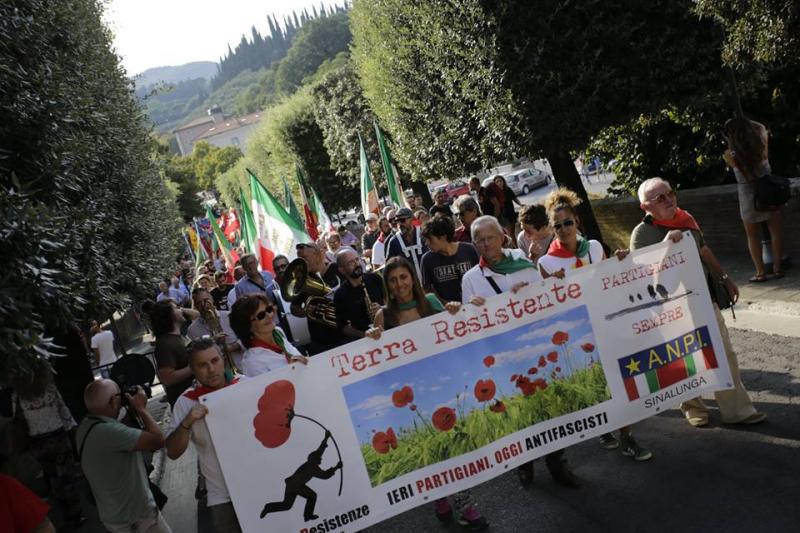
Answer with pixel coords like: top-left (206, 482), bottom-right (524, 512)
top-left (342, 305), bottom-right (600, 445)
top-left (104, 0), bottom-right (339, 76)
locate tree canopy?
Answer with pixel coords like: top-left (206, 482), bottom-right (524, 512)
top-left (1, 0), bottom-right (182, 380)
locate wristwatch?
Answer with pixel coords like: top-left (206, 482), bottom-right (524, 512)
top-left (720, 274), bottom-right (729, 281)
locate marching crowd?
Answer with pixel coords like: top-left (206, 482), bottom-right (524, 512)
top-left (4, 119), bottom-right (780, 532)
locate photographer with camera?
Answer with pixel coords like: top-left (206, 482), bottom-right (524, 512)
top-left (77, 379), bottom-right (171, 532)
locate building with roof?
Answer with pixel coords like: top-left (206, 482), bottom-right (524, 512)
top-left (172, 106), bottom-right (263, 156)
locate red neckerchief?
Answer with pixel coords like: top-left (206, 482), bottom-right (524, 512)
top-left (377, 231), bottom-right (387, 243)
top-left (183, 377), bottom-right (240, 401)
top-left (650, 208), bottom-right (701, 232)
top-left (547, 239), bottom-right (584, 267)
top-left (250, 338), bottom-right (283, 353)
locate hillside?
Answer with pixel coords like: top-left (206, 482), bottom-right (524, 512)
top-left (134, 61), bottom-right (217, 89)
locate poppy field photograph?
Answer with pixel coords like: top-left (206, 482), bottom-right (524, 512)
top-left (342, 305), bottom-right (610, 486)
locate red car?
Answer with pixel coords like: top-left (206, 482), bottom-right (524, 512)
top-left (433, 180), bottom-right (470, 204)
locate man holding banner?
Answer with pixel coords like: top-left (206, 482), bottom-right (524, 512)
top-left (631, 177), bottom-right (765, 427)
top-left (461, 216), bottom-right (580, 488)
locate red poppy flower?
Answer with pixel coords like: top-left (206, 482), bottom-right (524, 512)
top-left (409, 404), bottom-right (417, 411)
top-left (547, 351), bottom-right (559, 363)
top-left (555, 366), bottom-right (561, 372)
top-left (372, 427), bottom-right (398, 454)
top-left (483, 355), bottom-right (495, 368)
top-left (510, 374), bottom-right (519, 382)
top-left (432, 407), bottom-right (457, 431)
top-left (581, 342), bottom-right (595, 352)
top-left (253, 380), bottom-right (295, 448)
top-left (474, 379), bottom-right (497, 402)
top-left (392, 385), bottom-right (414, 408)
top-left (527, 367), bottom-right (537, 375)
top-left (489, 400), bottom-right (506, 413)
top-left (538, 355), bottom-right (547, 368)
top-left (519, 381), bottom-right (536, 396)
top-left (552, 331), bottom-right (569, 345)
top-left (515, 375), bottom-right (531, 386)
top-left (533, 378), bottom-right (548, 391)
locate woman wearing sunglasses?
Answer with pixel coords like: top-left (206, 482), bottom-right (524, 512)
top-left (229, 294), bottom-right (307, 377)
top-left (365, 257), bottom-right (489, 531)
top-left (539, 188), bottom-right (652, 461)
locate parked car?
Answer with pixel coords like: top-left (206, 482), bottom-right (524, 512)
top-left (433, 180), bottom-right (470, 204)
top-left (482, 168), bottom-right (551, 195)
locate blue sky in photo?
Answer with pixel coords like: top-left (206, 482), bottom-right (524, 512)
top-left (342, 305), bottom-right (599, 444)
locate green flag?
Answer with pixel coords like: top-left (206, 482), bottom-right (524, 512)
top-left (281, 175), bottom-right (304, 227)
top-left (206, 208), bottom-right (239, 271)
top-left (359, 133), bottom-right (380, 216)
top-left (374, 120), bottom-right (407, 207)
top-left (239, 188), bottom-right (259, 259)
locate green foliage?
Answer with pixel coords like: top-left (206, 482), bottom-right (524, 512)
top-left (351, 0), bottom-right (522, 181)
top-left (362, 365), bottom-right (609, 485)
top-left (1, 0), bottom-right (182, 380)
top-left (137, 77), bottom-right (210, 132)
top-left (275, 12), bottom-right (353, 96)
top-left (311, 59), bottom-right (383, 190)
top-left (191, 142), bottom-right (243, 190)
top-left (694, 0), bottom-right (800, 67)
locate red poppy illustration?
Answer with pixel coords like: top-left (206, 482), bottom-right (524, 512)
top-left (253, 380), bottom-right (295, 448)
top-left (518, 381), bottom-right (536, 396)
top-left (581, 342), bottom-right (595, 352)
top-left (533, 378), bottom-right (548, 391)
top-left (432, 407), bottom-right (457, 431)
top-left (474, 379), bottom-right (497, 402)
top-left (409, 404), bottom-right (417, 411)
top-left (483, 355), bottom-right (495, 368)
top-left (555, 366), bottom-right (562, 372)
top-left (372, 427), bottom-right (398, 454)
top-left (552, 331), bottom-right (569, 345)
top-left (489, 400), bottom-right (506, 413)
top-left (538, 355), bottom-right (547, 368)
top-left (527, 367), bottom-right (538, 375)
top-left (547, 351), bottom-right (559, 363)
top-left (392, 385), bottom-right (414, 408)
top-left (510, 374), bottom-right (519, 382)
top-left (252, 380), bottom-right (344, 495)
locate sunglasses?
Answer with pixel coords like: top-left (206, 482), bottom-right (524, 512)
top-left (295, 243), bottom-right (317, 251)
top-left (647, 190), bottom-right (676, 204)
top-left (250, 306), bottom-right (275, 321)
top-left (553, 219), bottom-right (576, 231)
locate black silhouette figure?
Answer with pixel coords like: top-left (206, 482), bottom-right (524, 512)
top-left (647, 284), bottom-right (657, 299)
top-left (260, 431), bottom-right (343, 521)
top-left (655, 283), bottom-right (669, 299)
top-left (628, 294), bottom-right (634, 303)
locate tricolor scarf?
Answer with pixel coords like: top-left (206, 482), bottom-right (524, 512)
top-left (547, 237), bottom-right (591, 267)
top-left (249, 330), bottom-right (289, 361)
top-left (479, 250), bottom-right (536, 274)
top-left (183, 377), bottom-right (240, 401)
top-left (648, 208), bottom-right (701, 232)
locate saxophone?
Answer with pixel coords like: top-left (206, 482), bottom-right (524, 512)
top-left (200, 301), bottom-right (239, 374)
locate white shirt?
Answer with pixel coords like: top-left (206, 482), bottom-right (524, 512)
top-left (371, 239), bottom-right (386, 267)
top-left (537, 240), bottom-right (604, 276)
top-left (226, 285), bottom-right (238, 308)
top-left (90, 330), bottom-right (117, 366)
top-left (461, 248), bottom-right (542, 302)
top-left (167, 380), bottom-right (246, 506)
top-left (241, 327), bottom-right (303, 377)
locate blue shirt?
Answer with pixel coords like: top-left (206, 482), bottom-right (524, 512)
top-left (235, 271), bottom-right (275, 299)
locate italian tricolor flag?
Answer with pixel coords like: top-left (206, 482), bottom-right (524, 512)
top-left (359, 133), bottom-right (380, 217)
top-left (248, 169), bottom-right (310, 267)
top-left (295, 164), bottom-right (320, 241)
top-left (206, 208), bottom-right (240, 271)
top-left (620, 326), bottom-right (718, 401)
top-left (374, 120), bottom-right (409, 208)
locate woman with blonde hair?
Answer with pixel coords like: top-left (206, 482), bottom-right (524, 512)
top-left (540, 188), bottom-right (652, 461)
top-left (722, 117), bottom-right (784, 281)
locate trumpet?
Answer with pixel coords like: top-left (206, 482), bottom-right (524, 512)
top-left (280, 258), bottom-right (338, 328)
top-left (199, 300), bottom-right (239, 374)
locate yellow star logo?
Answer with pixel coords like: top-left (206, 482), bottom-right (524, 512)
top-left (624, 358), bottom-right (641, 376)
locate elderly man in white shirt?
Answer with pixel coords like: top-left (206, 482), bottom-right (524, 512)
top-left (460, 216), bottom-right (580, 489)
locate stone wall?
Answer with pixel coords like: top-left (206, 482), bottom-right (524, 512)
top-left (591, 179), bottom-right (800, 256)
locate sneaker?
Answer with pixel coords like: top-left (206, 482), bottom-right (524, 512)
top-left (433, 498), bottom-right (453, 523)
top-left (457, 506), bottom-right (489, 531)
top-left (620, 435), bottom-right (653, 461)
top-left (599, 433), bottom-right (619, 450)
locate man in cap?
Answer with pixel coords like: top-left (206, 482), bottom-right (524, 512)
top-left (385, 207), bottom-right (429, 280)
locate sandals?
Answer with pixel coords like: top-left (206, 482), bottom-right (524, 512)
top-left (748, 274), bottom-right (769, 283)
top-left (771, 271), bottom-right (785, 280)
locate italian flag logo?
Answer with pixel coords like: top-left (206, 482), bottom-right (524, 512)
top-left (619, 326), bottom-right (718, 401)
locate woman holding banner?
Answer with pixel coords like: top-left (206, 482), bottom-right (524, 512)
top-left (461, 215), bottom-right (583, 488)
top-left (229, 294), bottom-right (307, 377)
top-left (366, 256), bottom-right (489, 531)
top-left (540, 188), bottom-right (652, 461)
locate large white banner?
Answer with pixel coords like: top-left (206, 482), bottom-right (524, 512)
top-left (203, 235), bottom-right (733, 532)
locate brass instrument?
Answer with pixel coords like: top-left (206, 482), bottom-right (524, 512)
top-left (280, 258), bottom-right (338, 327)
top-left (199, 301), bottom-right (239, 373)
top-left (363, 285), bottom-right (379, 326)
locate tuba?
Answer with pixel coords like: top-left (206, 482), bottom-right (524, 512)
top-left (280, 258), bottom-right (338, 327)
